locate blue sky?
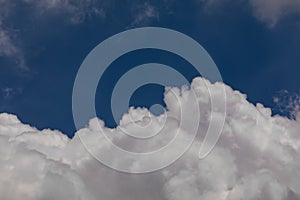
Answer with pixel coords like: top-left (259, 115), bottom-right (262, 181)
top-left (1, 0), bottom-right (300, 137)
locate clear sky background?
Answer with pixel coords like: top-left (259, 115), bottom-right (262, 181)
top-left (1, 0), bottom-right (300, 137)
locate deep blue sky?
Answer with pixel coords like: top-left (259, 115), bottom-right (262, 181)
top-left (1, 0), bottom-right (300, 137)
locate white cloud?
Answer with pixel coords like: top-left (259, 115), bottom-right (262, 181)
top-left (0, 77), bottom-right (300, 199)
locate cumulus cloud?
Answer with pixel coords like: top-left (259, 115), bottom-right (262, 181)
top-left (0, 77), bottom-right (300, 200)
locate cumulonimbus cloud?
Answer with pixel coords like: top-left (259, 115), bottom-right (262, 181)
top-left (0, 77), bottom-right (299, 200)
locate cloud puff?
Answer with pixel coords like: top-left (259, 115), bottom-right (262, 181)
top-left (0, 77), bottom-right (300, 200)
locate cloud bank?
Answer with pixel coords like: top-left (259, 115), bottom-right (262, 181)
top-left (0, 77), bottom-right (300, 200)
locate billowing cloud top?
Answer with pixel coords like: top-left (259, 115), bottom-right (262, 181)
top-left (0, 77), bottom-right (300, 200)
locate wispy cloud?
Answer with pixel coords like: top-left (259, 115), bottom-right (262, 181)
top-left (1, 87), bottom-right (22, 99)
top-left (249, 0), bottom-right (300, 27)
top-left (0, 23), bottom-right (17, 57)
top-left (0, 5), bottom-right (28, 72)
top-left (25, 0), bottom-right (106, 24)
top-left (0, 0), bottom-right (106, 71)
top-left (201, 0), bottom-right (300, 27)
top-left (129, 2), bottom-right (160, 27)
